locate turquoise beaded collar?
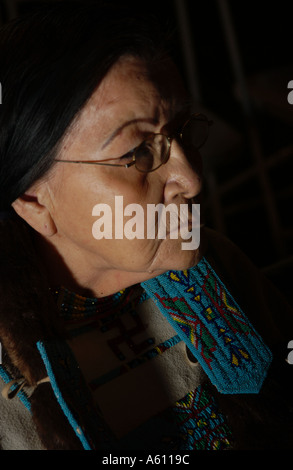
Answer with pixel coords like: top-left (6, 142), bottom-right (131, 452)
top-left (50, 256), bottom-right (272, 395)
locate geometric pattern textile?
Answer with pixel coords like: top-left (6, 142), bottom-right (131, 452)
top-left (142, 257), bottom-right (273, 394)
top-left (170, 382), bottom-right (232, 450)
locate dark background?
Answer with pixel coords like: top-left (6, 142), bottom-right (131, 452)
top-left (1, 0), bottom-right (293, 302)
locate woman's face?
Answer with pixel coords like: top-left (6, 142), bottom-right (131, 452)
top-left (35, 56), bottom-right (203, 294)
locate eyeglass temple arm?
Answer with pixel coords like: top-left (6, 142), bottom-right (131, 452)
top-left (54, 159), bottom-right (136, 168)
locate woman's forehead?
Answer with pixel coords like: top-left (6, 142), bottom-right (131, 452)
top-left (90, 55), bottom-right (186, 112)
top-left (61, 56), bottom-right (188, 152)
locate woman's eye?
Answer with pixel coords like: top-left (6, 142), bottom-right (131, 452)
top-left (119, 151), bottom-right (134, 162)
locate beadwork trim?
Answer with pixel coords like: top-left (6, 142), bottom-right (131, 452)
top-left (0, 365), bottom-right (31, 411)
top-left (142, 257), bottom-right (273, 394)
top-left (170, 382), bottom-right (232, 450)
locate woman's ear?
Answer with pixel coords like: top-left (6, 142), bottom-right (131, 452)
top-left (12, 187), bottom-right (57, 237)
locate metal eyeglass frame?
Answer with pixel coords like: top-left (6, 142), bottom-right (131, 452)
top-left (54, 113), bottom-right (213, 173)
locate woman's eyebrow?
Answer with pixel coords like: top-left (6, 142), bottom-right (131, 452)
top-left (101, 98), bottom-right (192, 150)
top-left (101, 117), bottom-right (159, 150)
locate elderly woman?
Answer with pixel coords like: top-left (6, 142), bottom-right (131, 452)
top-left (0, 2), bottom-right (292, 451)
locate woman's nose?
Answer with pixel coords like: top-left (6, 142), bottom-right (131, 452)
top-left (163, 139), bottom-right (202, 203)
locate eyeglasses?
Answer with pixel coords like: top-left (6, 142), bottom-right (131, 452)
top-left (54, 113), bottom-right (213, 173)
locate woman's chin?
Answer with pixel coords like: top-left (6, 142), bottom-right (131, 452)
top-left (145, 240), bottom-right (201, 275)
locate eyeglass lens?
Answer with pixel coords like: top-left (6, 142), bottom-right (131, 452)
top-left (134, 115), bottom-right (209, 172)
top-left (135, 134), bottom-right (170, 172)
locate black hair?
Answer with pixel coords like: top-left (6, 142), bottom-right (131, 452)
top-left (0, 1), bottom-right (171, 210)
